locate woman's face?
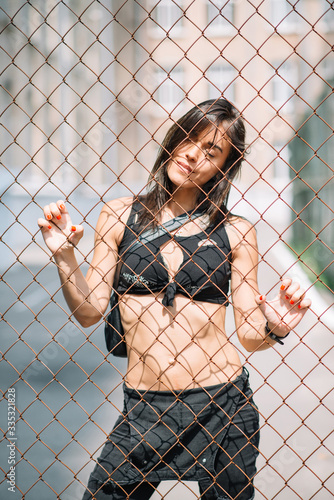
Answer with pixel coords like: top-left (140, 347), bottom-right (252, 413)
top-left (166, 125), bottom-right (231, 190)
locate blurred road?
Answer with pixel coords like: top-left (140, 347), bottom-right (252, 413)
top-left (1, 221), bottom-right (333, 500)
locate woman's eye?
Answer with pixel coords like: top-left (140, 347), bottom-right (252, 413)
top-left (206, 150), bottom-right (215, 158)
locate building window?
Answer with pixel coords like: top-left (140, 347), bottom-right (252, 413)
top-left (206, 0), bottom-right (235, 35)
top-left (150, 0), bottom-right (184, 36)
top-left (272, 60), bottom-right (298, 113)
top-left (153, 67), bottom-right (185, 112)
top-left (207, 64), bottom-right (236, 102)
top-left (271, 0), bottom-right (301, 33)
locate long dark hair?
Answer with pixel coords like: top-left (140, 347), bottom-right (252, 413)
top-left (137, 98), bottom-right (246, 227)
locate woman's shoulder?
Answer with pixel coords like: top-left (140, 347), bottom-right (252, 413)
top-left (105, 196), bottom-right (134, 212)
top-left (98, 197), bottom-right (136, 247)
top-left (224, 214), bottom-right (257, 249)
top-left (104, 196), bottom-right (135, 223)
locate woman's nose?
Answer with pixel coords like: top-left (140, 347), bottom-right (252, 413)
top-left (185, 142), bottom-right (200, 161)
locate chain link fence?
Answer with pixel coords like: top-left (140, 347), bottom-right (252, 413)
top-left (1, 1), bottom-right (333, 499)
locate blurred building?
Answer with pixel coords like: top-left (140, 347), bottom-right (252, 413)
top-left (290, 81), bottom-right (334, 291)
top-left (1, 0), bottom-right (333, 261)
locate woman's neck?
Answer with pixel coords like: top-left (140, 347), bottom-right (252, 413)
top-left (166, 188), bottom-right (199, 216)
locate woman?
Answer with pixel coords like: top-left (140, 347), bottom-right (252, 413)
top-left (38, 99), bottom-right (311, 500)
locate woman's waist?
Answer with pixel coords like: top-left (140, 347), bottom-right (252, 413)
top-left (125, 341), bottom-right (242, 391)
top-left (125, 363), bottom-right (244, 391)
top-left (124, 367), bottom-right (249, 400)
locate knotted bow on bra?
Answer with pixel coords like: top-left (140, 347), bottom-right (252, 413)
top-left (116, 201), bottom-right (232, 307)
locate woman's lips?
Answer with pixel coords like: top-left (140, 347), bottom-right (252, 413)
top-left (176, 160), bottom-right (192, 175)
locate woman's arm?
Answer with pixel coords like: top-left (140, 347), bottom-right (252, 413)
top-left (38, 197), bottom-right (133, 327)
top-left (228, 218), bottom-right (311, 352)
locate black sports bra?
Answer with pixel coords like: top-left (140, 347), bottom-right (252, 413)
top-left (116, 202), bottom-right (232, 307)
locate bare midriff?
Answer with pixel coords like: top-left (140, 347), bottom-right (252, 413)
top-left (120, 293), bottom-right (242, 391)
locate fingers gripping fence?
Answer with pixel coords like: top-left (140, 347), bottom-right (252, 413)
top-left (1, 0), bottom-right (333, 499)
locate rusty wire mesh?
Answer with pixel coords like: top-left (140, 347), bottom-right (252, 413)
top-left (1, 0), bottom-right (334, 499)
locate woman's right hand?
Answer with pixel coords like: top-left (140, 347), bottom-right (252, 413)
top-left (37, 200), bottom-right (83, 255)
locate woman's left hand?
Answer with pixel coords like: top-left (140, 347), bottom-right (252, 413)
top-left (255, 278), bottom-right (312, 337)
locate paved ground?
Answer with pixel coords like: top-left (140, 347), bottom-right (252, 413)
top-left (1, 220), bottom-right (333, 500)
